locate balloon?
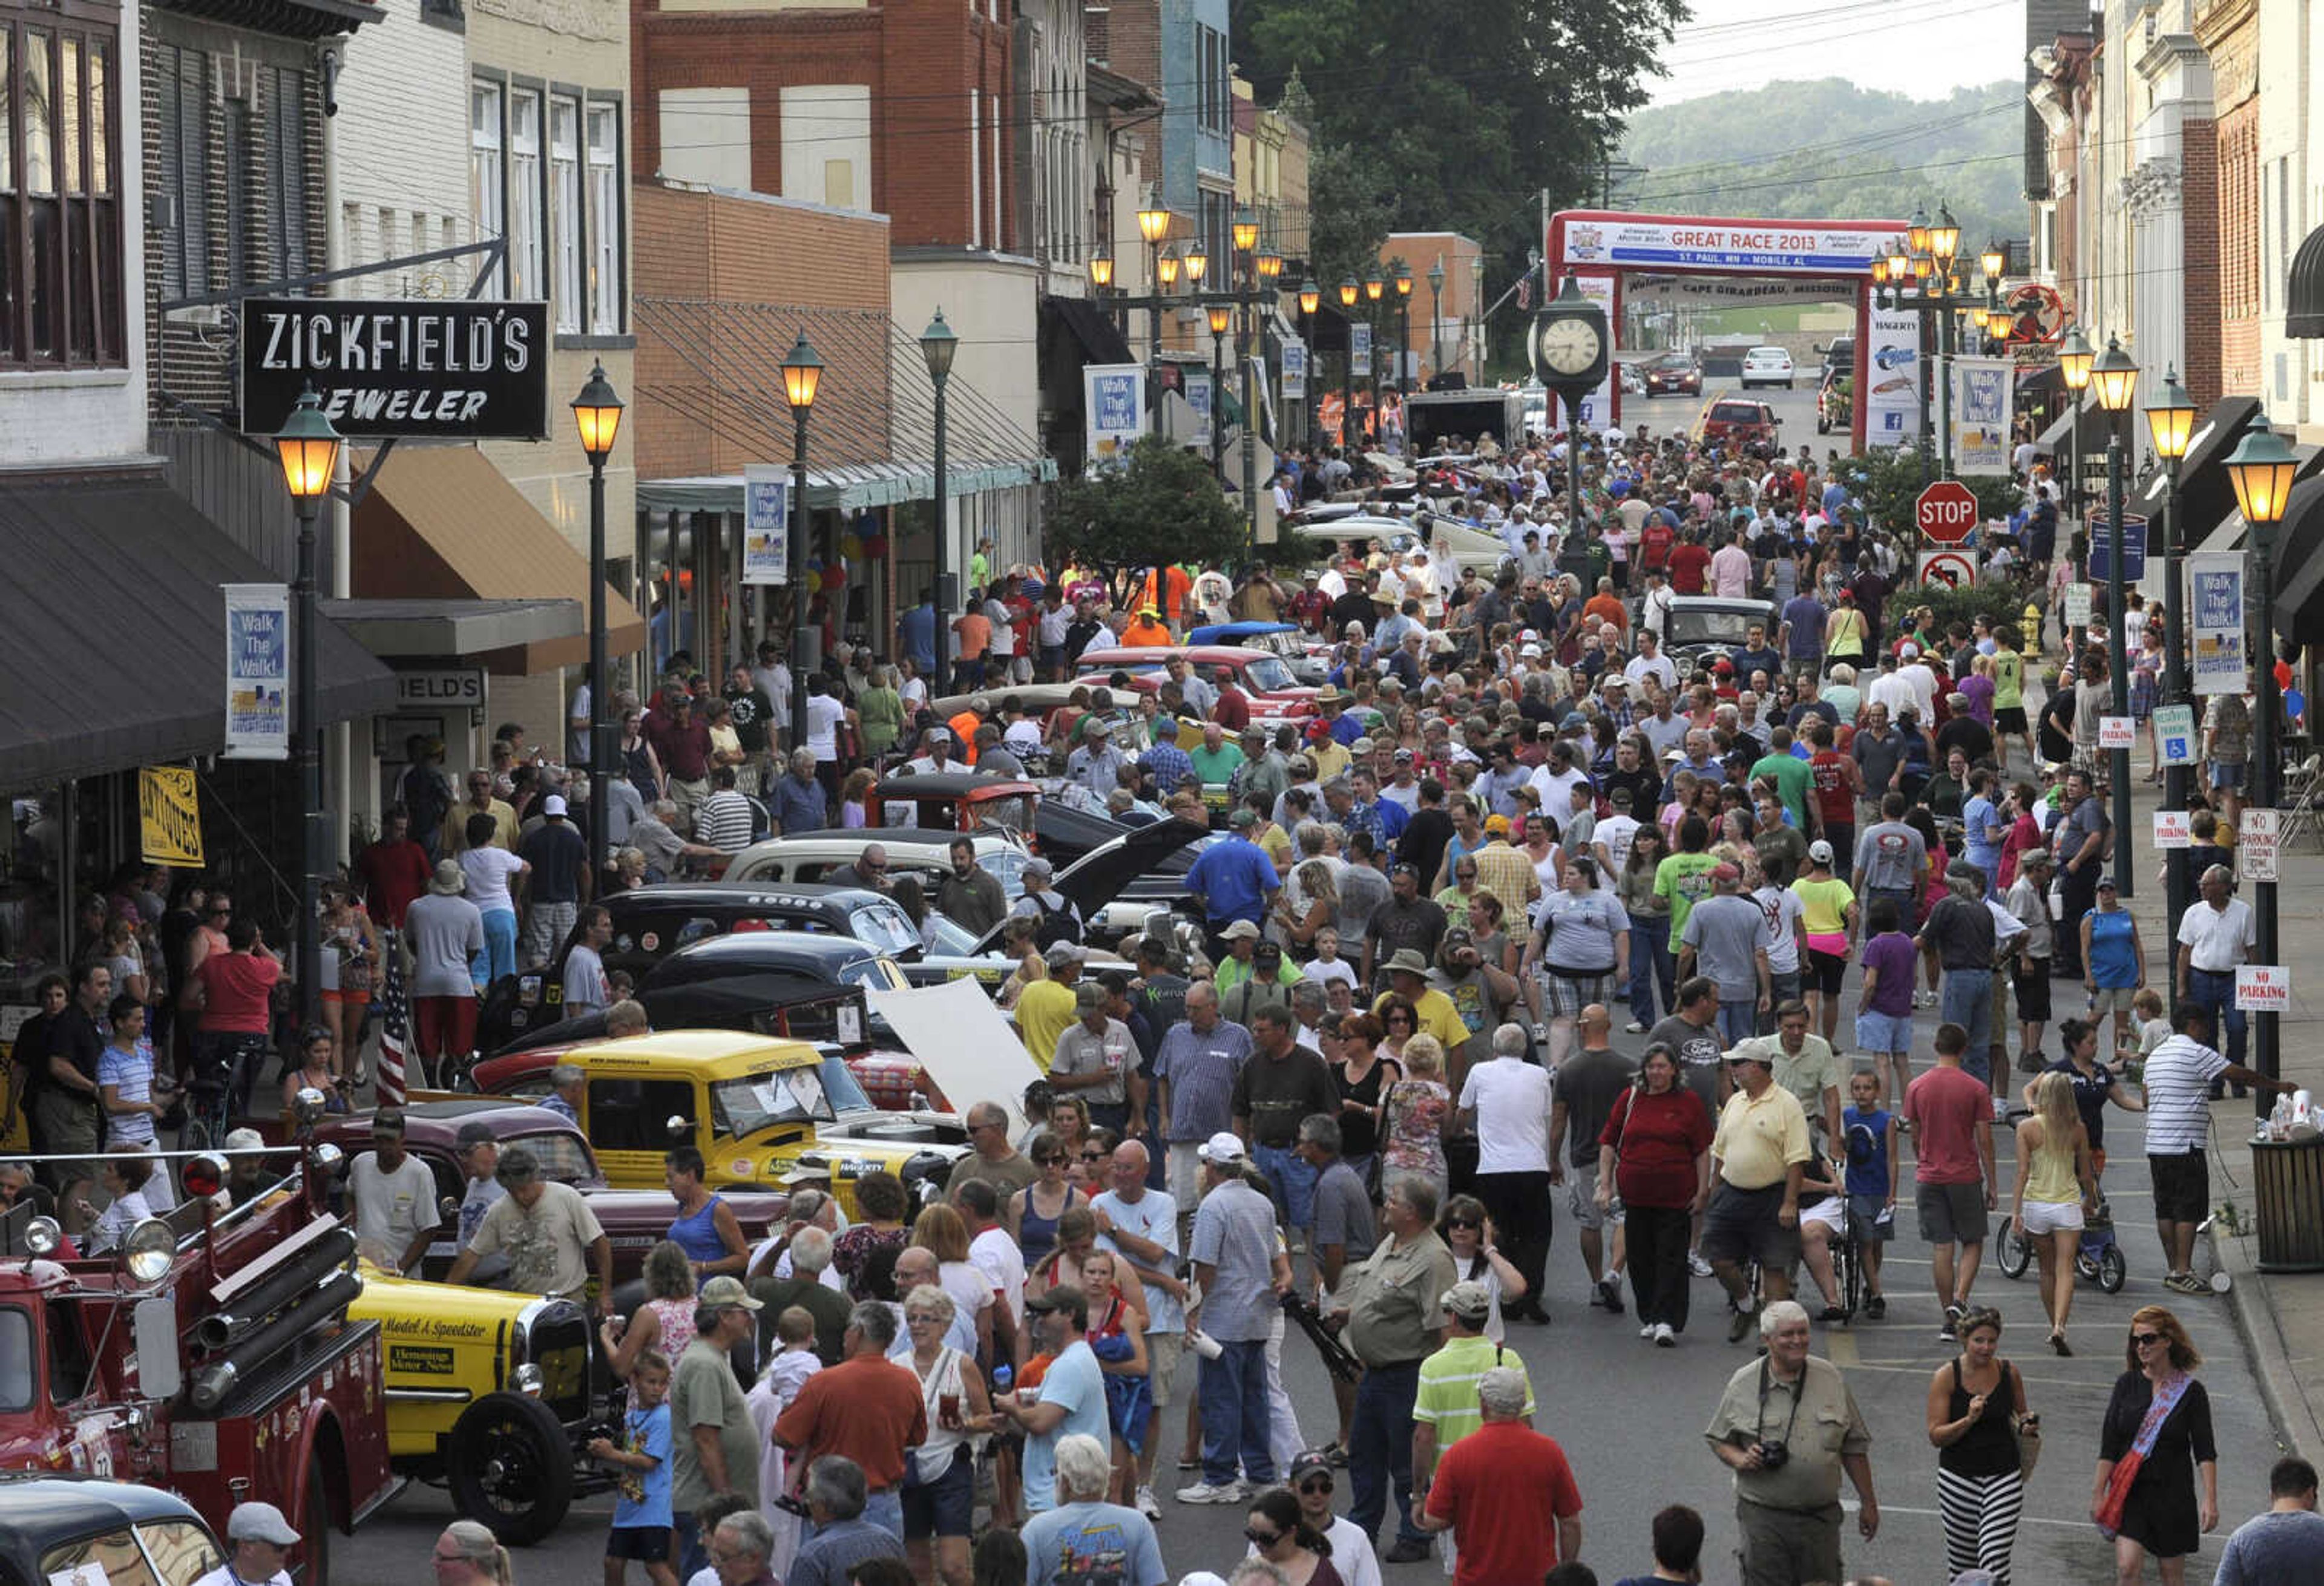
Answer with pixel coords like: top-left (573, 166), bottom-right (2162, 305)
top-left (864, 535), bottom-right (889, 559)
top-left (840, 533), bottom-right (864, 559)
top-left (822, 566), bottom-right (847, 591)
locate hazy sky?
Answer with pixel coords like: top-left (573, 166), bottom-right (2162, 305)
top-left (1649, 0), bottom-right (2030, 105)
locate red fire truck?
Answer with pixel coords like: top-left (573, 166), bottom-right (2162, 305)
top-left (0, 1126), bottom-right (395, 1583)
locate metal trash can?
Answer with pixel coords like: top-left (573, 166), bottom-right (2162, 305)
top-left (2252, 1136), bottom-right (2324, 1273)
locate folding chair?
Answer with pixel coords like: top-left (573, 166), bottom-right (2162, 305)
top-left (2277, 754), bottom-right (2324, 853)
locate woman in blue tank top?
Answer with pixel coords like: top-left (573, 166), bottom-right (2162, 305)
top-left (665, 1146), bottom-right (746, 1286)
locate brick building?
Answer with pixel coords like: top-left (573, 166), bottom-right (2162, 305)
top-left (631, 177), bottom-right (1051, 673)
top-left (2196, 0), bottom-right (2260, 399)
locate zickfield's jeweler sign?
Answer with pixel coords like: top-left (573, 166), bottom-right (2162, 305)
top-left (240, 298), bottom-right (553, 439)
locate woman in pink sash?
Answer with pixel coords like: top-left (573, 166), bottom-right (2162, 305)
top-left (2092, 1305), bottom-right (2217, 1582)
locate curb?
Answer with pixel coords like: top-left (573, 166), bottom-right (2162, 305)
top-left (2213, 1222), bottom-right (2314, 1463)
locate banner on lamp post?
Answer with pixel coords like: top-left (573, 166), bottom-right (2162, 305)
top-left (1282, 341), bottom-right (1307, 401)
top-left (2190, 551), bottom-right (2248, 695)
top-left (1083, 364), bottom-right (1146, 470)
top-left (222, 583), bottom-right (289, 761)
top-left (1863, 304), bottom-right (1920, 447)
top-left (1949, 356), bottom-right (2012, 474)
top-left (742, 465), bottom-right (789, 585)
top-left (1351, 325), bottom-right (1372, 379)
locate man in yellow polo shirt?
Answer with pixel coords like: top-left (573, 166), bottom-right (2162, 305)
top-left (1012, 945), bottom-right (1084, 1072)
top-left (1704, 1046), bottom-right (1812, 1342)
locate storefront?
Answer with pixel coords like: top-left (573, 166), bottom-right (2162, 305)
top-left (0, 466), bottom-right (397, 1103)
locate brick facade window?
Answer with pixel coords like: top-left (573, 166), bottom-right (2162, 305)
top-left (1, 0), bottom-right (124, 367)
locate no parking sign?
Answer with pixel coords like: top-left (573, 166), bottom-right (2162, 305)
top-left (1917, 549), bottom-right (1977, 590)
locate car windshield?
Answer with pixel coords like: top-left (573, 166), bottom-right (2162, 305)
top-left (42, 1519), bottom-right (223, 1586)
top-left (819, 1055), bottom-right (876, 1115)
top-left (711, 1067), bottom-right (836, 1138)
top-left (838, 954), bottom-right (911, 994)
top-left (1711, 403), bottom-right (1762, 423)
top-left (0, 1308), bottom-right (28, 1410)
top-left (847, 903), bottom-right (922, 957)
top-left (979, 847), bottom-right (1032, 900)
top-left (511, 1130), bottom-right (597, 1184)
top-left (922, 912), bottom-right (981, 954)
top-left (1667, 608), bottom-right (1762, 647)
top-left (1238, 656), bottom-right (1297, 692)
top-left (1653, 353), bottom-right (1692, 370)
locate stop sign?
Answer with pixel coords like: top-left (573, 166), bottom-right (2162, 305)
top-left (1915, 480), bottom-right (1980, 545)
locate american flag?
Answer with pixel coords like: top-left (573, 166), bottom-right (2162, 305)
top-left (376, 945), bottom-right (409, 1104)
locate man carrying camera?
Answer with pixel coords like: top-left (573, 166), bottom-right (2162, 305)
top-left (1702, 1299), bottom-right (1879, 1586)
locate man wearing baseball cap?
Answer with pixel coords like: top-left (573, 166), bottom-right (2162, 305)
top-left (1413, 1281), bottom-right (1536, 1518)
top-left (192, 1502), bottom-right (301, 1586)
top-left (1180, 1133), bottom-right (1292, 1503)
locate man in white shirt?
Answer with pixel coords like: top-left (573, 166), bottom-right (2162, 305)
top-left (1455, 1023), bottom-right (1554, 1324)
top-left (1863, 654), bottom-right (1918, 724)
top-left (1624, 630), bottom-right (1679, 693)
top-left (191, 1502), bottom-right (301, 1586)
top-left (1895, 644), bottom-right (1940, 724)
top-left (1525, 740), bottom-right (1591, 821)
top-left (2177, 863), bottom-right (2257, 1090)
top-left (347, 1109), bottom-right (441, 1275)
top-left (1091, 1139), bottom-right (1184, 1516)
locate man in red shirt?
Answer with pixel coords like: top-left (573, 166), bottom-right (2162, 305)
top-left (771, 1300), bottom-right (928, 1535)
top-left (191, 917), bottom-right (283, 1116)
top-left (1901, 1020), bottom-right (1996, 1339)
top-left (353, 807), bottom-right (432, 930)
top-left (1212, 668), bottom-right (1252, 732)
top-left (1420, 1364), bottom-right (1583, 1584)
top-left (1666, 529), bottom-right (1712, 595)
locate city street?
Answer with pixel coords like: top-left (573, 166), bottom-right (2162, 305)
top-left (1627, 369), bottom-right (1825, 448)
top-left (336, 942), bottom-right (2278, 1585)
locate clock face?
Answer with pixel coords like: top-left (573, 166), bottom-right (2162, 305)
top-left (1538, 315), bottom-right (1603, 377)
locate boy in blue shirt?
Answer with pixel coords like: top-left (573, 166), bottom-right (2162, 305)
top-left (589, 1351), bottom-right (677, 1585)
top-left (1842, 1069), bottom-right (1899, 1318)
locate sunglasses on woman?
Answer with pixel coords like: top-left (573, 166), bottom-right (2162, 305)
top-left (1034, 1155), bottom-right (1066, 1167)
top-left (1244, 1528), bottom-right (1282, 1547)
top-left (1445, 1217), bottom-right (1479, 1229)
top-left (2132, 1331), bottom-right (2165, 1346)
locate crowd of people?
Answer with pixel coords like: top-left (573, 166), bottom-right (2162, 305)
top-left (15, 415), bottom-right (2320, 1586)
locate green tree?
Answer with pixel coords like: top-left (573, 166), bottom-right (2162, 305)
top-left (1842, 444), bottom-right (2017, 538)
top-left (1048, 439), bottom-right (1247, 605)
top-left (1620, 79), bottom-right (2024, 251)
top-left (1236, 0), bottom-right (1688, 374)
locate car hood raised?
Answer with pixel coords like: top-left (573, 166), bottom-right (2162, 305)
top-left (975, 815), bottom-right (1207, 952)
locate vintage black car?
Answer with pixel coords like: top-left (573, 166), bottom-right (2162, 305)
top-left (0, 1478), bottom-right (225, 1586)
top-left (478, 882), bottom-right (924, 1052)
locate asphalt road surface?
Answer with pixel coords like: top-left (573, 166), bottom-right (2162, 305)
top-left (332, 715), bottom-right (2275, 1586)
top-left (340, 1021), bottom-right (2276, 1584)
top-left (1628, 370), bottom-right (1827, 452)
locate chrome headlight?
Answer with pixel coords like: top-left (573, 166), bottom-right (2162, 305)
top-left (24, 1216), bottom-right (61, 1256)
top-left (511, 1363), bottom-right (545, 1397)
top-left (125, 1217), bottom-right (177, 1285)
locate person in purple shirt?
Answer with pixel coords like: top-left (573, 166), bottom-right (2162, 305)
top-left (1854, 896), bottom-right (1920, 1107)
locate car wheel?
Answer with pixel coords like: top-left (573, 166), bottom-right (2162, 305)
top-left (447, 1391), bottom-right (576, 1546)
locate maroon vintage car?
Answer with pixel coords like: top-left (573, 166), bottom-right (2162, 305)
top-left (310, 1097), bottom-right (788, 1283)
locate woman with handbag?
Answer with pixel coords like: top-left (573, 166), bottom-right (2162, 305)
top-left (2093, 1306), bottom-right (2219, 1583)
top-left (1925, 1305), bottom-right (2032, 1584)
top-left (1595, 1042), bottom-right (1713, 1346)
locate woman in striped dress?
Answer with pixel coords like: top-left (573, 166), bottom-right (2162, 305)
top-left (1925, 1305), bottom-right (2030, 1583)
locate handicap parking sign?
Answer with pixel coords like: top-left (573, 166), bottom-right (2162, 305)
top-left (2154, 703), bottom-right (2196, 766)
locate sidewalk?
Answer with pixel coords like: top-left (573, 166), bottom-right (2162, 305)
top-left (2113, 766), bottom-right (2324, 1463)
